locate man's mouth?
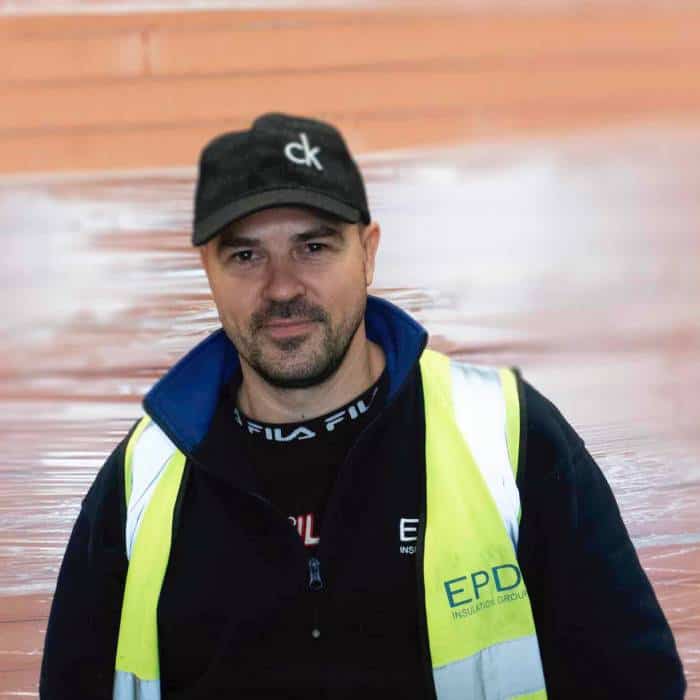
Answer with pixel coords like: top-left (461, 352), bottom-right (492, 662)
top-left (262, 319), bottom-right (318, 338)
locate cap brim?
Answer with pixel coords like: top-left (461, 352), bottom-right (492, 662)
top-left (193, 188), bottom-right (364, 246)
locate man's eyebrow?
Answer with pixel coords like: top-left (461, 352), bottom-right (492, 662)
top-left (217, 224), bottom-right (343, 252)
top-left (217, 233), bottom-right (259, 251)
top-left (292, 224), bottom-right (344, 242)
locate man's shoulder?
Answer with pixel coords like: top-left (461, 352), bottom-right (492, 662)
top-left (519, 375), bottom-right (585, 483)
top-left (81, 416), bottom-right (143, 518)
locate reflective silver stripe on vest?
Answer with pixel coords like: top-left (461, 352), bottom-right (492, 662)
top-left (113, 670), bottom-right (161, 700)
top-left (449, 361), bottom-right (521, 550)
top-left (125, 420), bottom-right (177, 560)
top-left (434, 635), bottom-right (546, 700)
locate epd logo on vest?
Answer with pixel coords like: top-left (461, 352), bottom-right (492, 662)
top-left (444, 564), bottom-right (528, 620)
top-left (284, 132), bottom-right (324, 171)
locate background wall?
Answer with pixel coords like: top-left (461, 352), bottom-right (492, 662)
top-left (3, 3), bottom-right (700, 173)
top-left (1, 2), bottom-right (699, 697)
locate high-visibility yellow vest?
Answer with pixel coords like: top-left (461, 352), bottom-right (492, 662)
top-left (113, 348), bottom-right (547, 700)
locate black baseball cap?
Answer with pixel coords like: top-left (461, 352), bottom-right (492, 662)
top-left (192, 112), bottom-right (371, 246)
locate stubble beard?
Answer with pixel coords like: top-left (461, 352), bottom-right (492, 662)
top-left (233, 297), bottom-right (367, 390)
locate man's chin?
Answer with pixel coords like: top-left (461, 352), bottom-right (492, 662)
top-left (252, 348), bottom-right (342, 390)
top-left (256, 365), bottom-right (335, 390)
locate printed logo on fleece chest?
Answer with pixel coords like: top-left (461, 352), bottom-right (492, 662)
top-left (399, 517), bottom-right (419, 555)
top-left (287, 514), bottom-right (420, 554)
top-left (289, 512), bottom-right (321, 547)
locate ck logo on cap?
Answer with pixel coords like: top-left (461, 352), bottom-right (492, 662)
top-left (284, 132), bottom-right (323, 172)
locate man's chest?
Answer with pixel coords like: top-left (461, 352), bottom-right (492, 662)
top-left (155, 436), bottom-right (425, 695)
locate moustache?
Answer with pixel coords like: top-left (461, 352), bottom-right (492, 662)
top-left (251, 301), bottom-right (328, 330)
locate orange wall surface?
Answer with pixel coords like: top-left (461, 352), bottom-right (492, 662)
top-left (2, 6), bottom-right (700, 173)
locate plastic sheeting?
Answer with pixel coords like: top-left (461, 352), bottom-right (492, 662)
top-left (1, 127), bottom-right (698, 695)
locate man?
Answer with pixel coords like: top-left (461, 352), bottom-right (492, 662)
top-left (40, 113), bottom-right (686, 699)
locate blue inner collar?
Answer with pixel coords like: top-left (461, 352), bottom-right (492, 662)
top-left (142, 294), bottom-right (428, 455)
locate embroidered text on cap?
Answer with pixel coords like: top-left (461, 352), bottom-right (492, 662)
top-left (284, 132), bottom-right (323, 171)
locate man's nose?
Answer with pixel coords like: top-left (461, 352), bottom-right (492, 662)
top-left (261, 257), bottom-right (306, 302)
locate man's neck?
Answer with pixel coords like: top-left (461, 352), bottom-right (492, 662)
top-left (236, 333), bottom-right (386, 424)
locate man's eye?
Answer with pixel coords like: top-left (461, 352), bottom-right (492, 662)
top-left (231, 250), bottom-right (255, 263)
top-left (306, 242), bottom-right (326, 253)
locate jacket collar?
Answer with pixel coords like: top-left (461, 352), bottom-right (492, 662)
top-left (142, 295), bottom-right (428, 456)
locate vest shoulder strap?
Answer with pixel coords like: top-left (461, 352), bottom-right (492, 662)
top-left (115, 414), bottom-right (186, 697)
top-left (124, 414), bottom-right (179, 560)
top-left (419, 347), bottom-right (524, 543)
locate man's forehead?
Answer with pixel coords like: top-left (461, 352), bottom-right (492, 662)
top-left (216, 207), bottom-right (348, 246)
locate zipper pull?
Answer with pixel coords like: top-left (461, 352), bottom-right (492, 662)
top-left (308, 556), bottom-right (324, 591)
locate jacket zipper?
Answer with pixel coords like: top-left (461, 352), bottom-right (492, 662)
top-left (308, 556), bottom-right (324, 641)
top-left (242, 490), bottom-right (327, 648)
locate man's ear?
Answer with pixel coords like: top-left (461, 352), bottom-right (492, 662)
top-left (360, 221), bottom-right (381, 287)
top-left (200, 244), bottom-right (219, 293)
top-left (199, 245), bottom-right (209, 274)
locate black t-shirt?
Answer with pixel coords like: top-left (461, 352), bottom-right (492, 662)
top-left (220, 369), bottom-right (389, 551)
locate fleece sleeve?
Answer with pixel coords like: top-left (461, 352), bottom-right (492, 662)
top-left (39, 428), bottom-right (133, 700)
top-left (519, 379), bottom-right (687, 699)
top-left (559, 440), bottom-right (687, 698)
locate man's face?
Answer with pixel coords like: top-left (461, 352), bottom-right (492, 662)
top-left (199, 206), bottom-right (380, 389)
